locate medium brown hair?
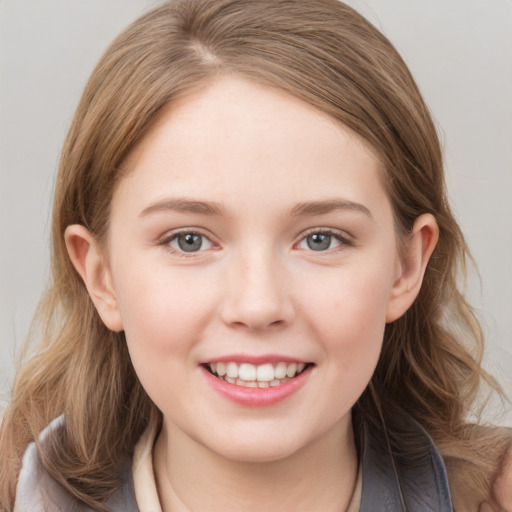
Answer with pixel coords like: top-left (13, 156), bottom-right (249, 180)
top-left (1, 0), bottom-right (509, 509)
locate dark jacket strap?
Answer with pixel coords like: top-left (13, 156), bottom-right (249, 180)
top-left (359, 413), bottom-right (453, 511)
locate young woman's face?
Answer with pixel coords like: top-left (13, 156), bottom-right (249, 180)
top-left (107, 76), bottom-right (403, 462)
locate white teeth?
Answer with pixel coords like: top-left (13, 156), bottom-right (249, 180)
top-left (274, 362), bottom-right (288, 379)
top-left (256, 363), bottom-right (274, 382)
top-left (238, 363), bottom-right (257, 381)
top-left (286, 363), bottom-right (297, 378)
top-left (207, 361), bottom-right (309, 387)
top-left (216, 362), bottom-right (226, 376)
top-left (226, 362), bottom-right (239, 379)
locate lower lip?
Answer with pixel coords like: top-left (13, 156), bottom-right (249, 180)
top-left (201, 366), bottom-right (312, 407)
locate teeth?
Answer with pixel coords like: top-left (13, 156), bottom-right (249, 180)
top-left (226, 362), bottom-right (238, 379)
top-left (274, 362), bottom-right (288, 379)
top-left (256, 363), bottom-right (274, 382)
top-left (238, 363), bottom-right (257, 381)
top-left (207, 361), bottom-right (308, 387)
top-left (216, 362), bottom-right (226, 376)
top-left (286, 363), bottom-right (297, 378)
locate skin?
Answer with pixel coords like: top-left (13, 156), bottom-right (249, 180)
top-left (65, 76), bottom-right (443, 511)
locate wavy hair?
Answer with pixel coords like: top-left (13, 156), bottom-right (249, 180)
top-left (1, 0), bottom-right (509, 509)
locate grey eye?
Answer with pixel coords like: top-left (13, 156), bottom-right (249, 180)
top-left (306, 233), bottom-right (332, 251)
top-left (173, 233), bottom-right (207, 252)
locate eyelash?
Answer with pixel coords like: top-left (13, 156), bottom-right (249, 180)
top-left (159, 230), bottom-right (216, 258)
top-left (159, 227), bottom-right (354, 257)
top-left (295, 228), bottom-right (354, 252)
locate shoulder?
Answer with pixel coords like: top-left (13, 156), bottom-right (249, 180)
top-left (359, 412), bottom-right (454, 511)
top-left (14, 416), bottom-right (139, 512)
top-left (14, 416), bottom-right (83, 512)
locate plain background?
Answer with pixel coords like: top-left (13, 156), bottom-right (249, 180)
top-left (1, 0), bottom-right (511, 423)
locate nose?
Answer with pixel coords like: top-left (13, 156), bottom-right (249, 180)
top-left (219, 249), bottom-right (295, 332)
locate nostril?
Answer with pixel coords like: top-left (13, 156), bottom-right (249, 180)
top-left (227, 318), bottom-right (288, 332)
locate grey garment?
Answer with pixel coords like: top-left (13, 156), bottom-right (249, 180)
top-left (359, 413), bottom-right (453, 511)
top-left (14, 417), bottom-right (138, 512)
top-left (14, 414), bottom-right (453, 512)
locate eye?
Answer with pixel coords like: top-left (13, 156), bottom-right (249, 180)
top-left (297, 230), bottom-right (347, 252)
top-left (168, 232), bottom-right (213, 253)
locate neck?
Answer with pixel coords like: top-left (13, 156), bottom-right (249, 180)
top-left (153, 417), bottom-right (358, 512)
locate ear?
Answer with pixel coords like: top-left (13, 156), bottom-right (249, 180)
top-left (386, 214), bottom-right (439, 323)
top-left (64, 224), bottom-right (124, 332)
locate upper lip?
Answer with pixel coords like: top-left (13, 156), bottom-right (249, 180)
top-left (200, 354), bottom-right (311, 365)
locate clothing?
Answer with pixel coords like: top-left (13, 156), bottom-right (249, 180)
top-left (14, 414), bottom-right (453, 511)
top-left (13, 417), bottom-right (137, 512)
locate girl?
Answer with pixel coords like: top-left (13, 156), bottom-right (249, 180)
top-left (1, 0), bottom-right (510, 510)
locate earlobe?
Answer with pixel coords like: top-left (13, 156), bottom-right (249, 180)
top-left (386, 214), bottom-right (439, 323)
top-left (64, 225), bottom-right (124, 332)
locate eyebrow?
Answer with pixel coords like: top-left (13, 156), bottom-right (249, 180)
top-left (139, 197), bottom-right (225, 217)
top-left (139, 197), bottom-right (371, 219)
top-left (288, 199), bottom-right (372, 218)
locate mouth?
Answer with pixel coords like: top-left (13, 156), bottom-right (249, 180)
top-left (202, 361), bottom-right (313, 388)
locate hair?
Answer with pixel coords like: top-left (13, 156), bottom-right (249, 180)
top-left (1, 0), bottom-right (510, 510)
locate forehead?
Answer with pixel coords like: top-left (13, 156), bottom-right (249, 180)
top-left (116, 76), bottom-right (388, 218)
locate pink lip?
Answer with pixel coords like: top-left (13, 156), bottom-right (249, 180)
top-left (201, 354), bottom-right (309, 365)
top-left (200, 365), bottom-right (312, 407)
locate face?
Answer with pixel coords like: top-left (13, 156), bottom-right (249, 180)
top-left (102, 76), bottom-right (404, 462)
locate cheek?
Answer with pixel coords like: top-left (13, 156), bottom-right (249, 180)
top-left (112, 269), bottom-right (218, 412)
top-left (111, 261), bottom-right (219, 369)
top-left (302, 262), bottom-right (394, 367)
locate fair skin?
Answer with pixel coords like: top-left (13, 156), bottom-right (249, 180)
top-left (65, 76), bottom-right (440, 511)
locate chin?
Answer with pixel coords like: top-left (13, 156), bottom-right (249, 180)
top-left (198, 421), bottom-right (323, 464)
top-left (212, 438), bottom-right (303, 464)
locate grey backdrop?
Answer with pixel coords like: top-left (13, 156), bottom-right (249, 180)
top-left (1, 0), bottom-right (511, 423)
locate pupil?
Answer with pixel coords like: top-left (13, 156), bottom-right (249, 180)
top-left (178, 233), bottom-right (202, 252)
top-left (307, 233), bottom-right (331, 251)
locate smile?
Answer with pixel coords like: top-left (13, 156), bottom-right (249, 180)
top-left (205, 361), bottom-right (310, 388)
top-left (201, 359), bottom-right (313, 406)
